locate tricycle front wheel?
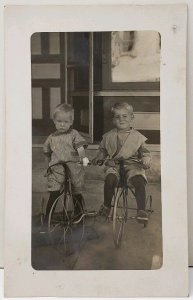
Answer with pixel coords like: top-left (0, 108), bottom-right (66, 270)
top-left (112, 188), bottom-right (127, 248)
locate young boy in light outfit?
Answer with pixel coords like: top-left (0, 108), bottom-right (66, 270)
top-left (93, 102), bottom-right (151, 221)
top-left (43, 103), bottom-right (89, 227)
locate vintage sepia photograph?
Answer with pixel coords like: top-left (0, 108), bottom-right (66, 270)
top-left (31, 31), bottom-right (162, 270)
top-left (5, 4), bottom-right (188, 297)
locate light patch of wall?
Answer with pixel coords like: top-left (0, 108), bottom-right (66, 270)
top-left (32, 88), bottom-right (42, 119)
top-left (32, 63), bottom-right (60, 79)
top-left (49, 32), bottom-right (60, 54)
top-left (50, 87), bottom-right (61, 118)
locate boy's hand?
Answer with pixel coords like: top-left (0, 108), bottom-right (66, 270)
top-left (82, 157), bottom-right (89, 167)
top-left (44, 166), bottom-right (52, 177)
top-left (142, 157), bottom-right (151, 169)
top-left (92, 157), bottom-right (98, 166)
top-left (92, 158), bottom-right (104, 166)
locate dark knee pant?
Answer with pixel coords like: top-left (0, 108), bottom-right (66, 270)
top-left (104, 174), bottom-right (146, 211)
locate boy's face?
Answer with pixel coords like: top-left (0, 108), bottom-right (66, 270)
top-left (113, 108), bottom-right (133, 130)
top-left (54, 111), bottom-right (73, 133)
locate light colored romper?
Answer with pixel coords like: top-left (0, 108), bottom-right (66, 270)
top-left (99, 128), bottom-right (151, 183)
top-left (43, 129), bottom-right (87, 193)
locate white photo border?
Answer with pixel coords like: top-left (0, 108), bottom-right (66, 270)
top-left (5, 4), bottom-right (188, 297)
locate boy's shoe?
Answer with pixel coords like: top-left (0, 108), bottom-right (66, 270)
top-left (98, 204), bottom-right (111, 218)
top-left (136, 210), bottom-right (148, 223)
top-left (39, 224), bottom-right (48, 234)
top-left (39, 216), bottom-right (48, 234)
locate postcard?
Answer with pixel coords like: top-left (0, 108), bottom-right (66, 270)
top-left (4, 3), bottom-right (188, 297)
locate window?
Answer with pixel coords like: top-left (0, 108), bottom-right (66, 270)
top-left (31, 32), bottom-right (160, 145)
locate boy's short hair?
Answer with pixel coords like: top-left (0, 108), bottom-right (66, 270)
top-left (111, 102), bottom-right (134, 115)
top-left (53, 103), bottom-right (74, 120)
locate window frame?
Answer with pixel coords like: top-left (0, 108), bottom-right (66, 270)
top-left (32, 31), bottom-right (160, 146)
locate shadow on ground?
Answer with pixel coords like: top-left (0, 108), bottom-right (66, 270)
top-left (31, 182), bottom-right (162, 270)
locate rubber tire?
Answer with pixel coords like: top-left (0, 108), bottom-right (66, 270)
top-left (112, 188), bottom-right (127, 248)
